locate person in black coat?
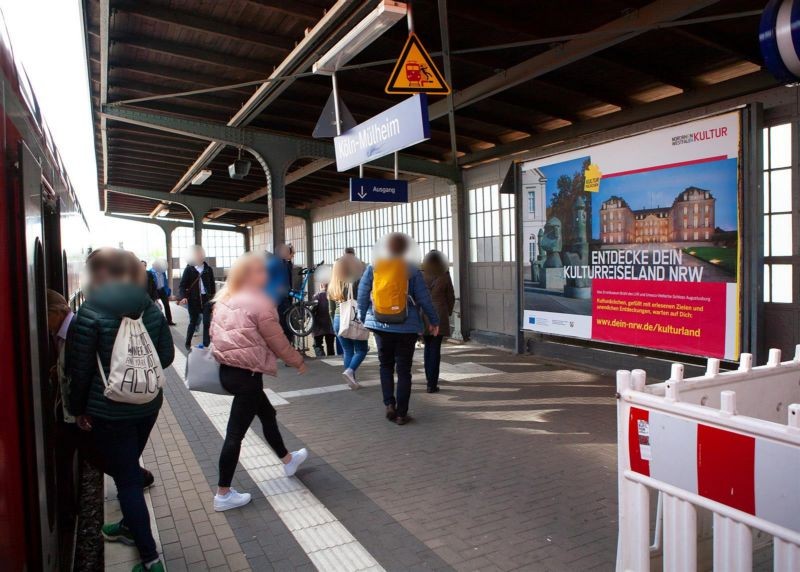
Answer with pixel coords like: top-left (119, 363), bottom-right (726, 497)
top-left (142, 260), bottom-right (158, 302)
top-left (178, 245), bottom-right (216, 349)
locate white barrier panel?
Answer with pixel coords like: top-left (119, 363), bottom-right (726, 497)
top-left (616, 346), bottom-right (800, 572)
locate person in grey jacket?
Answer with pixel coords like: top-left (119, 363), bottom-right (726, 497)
top-left (357, 233), bottom-right (439, 425)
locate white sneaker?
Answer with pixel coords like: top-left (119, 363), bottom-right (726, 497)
top-left (342, 369), bottom-right (361, 390)
top-left (284, 448), bottom-right (308, 477)
top-left (213, 488), bottom-right (251, 512)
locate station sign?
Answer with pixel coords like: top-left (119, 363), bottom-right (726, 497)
top-left (385, 33), bottom-right (451, 95)
top-left (333, 94), bottom-right (430, 172)
top-left (349, 178), bottom-right (408, 203)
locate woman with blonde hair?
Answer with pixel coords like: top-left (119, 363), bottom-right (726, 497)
top-left (209, 252), bottom-right (308, 511)
top-left (328, 256), bottom-right (368, 389)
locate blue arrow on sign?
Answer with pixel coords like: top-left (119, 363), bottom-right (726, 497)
top-left (349, 178), bottom-right (409, 203)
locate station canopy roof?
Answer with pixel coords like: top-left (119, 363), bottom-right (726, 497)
top-left (82, 0), bottom-right (774, 226)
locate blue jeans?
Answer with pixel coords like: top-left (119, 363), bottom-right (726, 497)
top-left (333, 316), bottom-right (368, 372)
top-left (92, 413), bottom-right (159, 563)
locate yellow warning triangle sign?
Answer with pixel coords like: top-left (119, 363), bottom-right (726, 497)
top-left (385, 33), bottom-right (451, 95)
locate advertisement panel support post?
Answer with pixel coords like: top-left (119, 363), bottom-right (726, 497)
top-left (742, 104), bottom-right (765, 361)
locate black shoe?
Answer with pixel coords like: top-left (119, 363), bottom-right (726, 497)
top-left (395, 415), bottom-right (411, 425)
top-left (168, 322), bottom-right (177, 326)
top-left (385, 405), bottom-right (397, 421)
top-left (141, 468), bottom-right (155, 489)
top-left (427, 386), bottom-right (440, 394)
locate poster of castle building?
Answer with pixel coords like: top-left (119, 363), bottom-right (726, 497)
top-left (520, 112), bottom-right (741, 360)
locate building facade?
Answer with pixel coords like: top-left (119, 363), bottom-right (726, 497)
top-left (521, 167), bottom-right (548, 268)
top-left (600, 186), bottom-right (716, 245)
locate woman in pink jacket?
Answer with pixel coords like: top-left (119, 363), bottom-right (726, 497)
top-left (209, 253), bottom-right (308, 511)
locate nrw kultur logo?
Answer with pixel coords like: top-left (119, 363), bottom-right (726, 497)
top-left (671, 126), bottom-right (728, 146)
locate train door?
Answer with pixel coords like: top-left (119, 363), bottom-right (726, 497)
top-left (20, 141), bottom-right (59, 570)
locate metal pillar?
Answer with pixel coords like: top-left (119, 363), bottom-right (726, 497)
top-left (269, 169), bottom-right (286, 250)
top-left (450, 181), bottom-right (469, 341)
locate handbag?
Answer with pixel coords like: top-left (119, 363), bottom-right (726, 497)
top-left (338, 283), bottom-right (369, 341)
top-left (185, 345), bottom-right (230, 395)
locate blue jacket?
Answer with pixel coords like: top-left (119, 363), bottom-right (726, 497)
top-left (265, 254), bottom-right (290, 304)
top-left (148, 268), bottom-right (170, 296)
top-left (357, 263), bottom-right (439, 334)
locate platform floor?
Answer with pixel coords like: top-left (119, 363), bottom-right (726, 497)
top-left (132, 304), bottom-right (618, 571)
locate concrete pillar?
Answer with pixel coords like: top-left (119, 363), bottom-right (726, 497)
top-left (450, 181), bottom-right (470, 341)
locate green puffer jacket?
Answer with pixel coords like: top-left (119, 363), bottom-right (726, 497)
top-left (67, 282), bottom-right (175, 421)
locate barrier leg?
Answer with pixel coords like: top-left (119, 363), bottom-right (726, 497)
top-left (712, 514), bottom-right (751, 571)
top-left (663, 493), bottom-right (696, 572)
top-left (774, 538), bottom-right (800, 571)
top-left (617, 478), bottom-right (650, 572)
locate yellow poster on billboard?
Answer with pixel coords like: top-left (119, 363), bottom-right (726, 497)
top-left (385, 33), bottom-right (451, 95)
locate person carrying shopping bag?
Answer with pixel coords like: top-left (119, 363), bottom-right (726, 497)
top-left (209, 253), bottom-right (308, 512)
top-left (68, 248), bottom-right (174, 572)
top-left (328, 257), bottom-right (368, 390)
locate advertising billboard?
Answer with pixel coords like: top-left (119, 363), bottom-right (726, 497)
top-left (520, 112), bottom-right (740, 360)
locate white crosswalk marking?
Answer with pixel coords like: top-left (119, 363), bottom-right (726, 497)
top-left (171, 347), bottom-right (385, 572)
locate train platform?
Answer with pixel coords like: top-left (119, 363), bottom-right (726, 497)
top-left (113, 304), bottom-right (619, 572)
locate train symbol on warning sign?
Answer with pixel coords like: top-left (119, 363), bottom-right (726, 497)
top-left (386, 33), bottom-right (450, 95)
top-left (405, 62), bottom-right (433, 86)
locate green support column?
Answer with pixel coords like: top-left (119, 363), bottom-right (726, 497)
top-left (450, 181), bottom-right (470, 341)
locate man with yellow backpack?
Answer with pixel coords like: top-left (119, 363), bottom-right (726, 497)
top-left (357, 233), bottom-right (440, 425)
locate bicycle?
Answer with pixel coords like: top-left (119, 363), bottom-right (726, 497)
top-left (284, 260), bottom-right (324, 337)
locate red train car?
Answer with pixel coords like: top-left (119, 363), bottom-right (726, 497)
top-left (0, 10), bottom-right (90, 571)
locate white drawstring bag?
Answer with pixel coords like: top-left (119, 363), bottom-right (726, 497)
top-left (338, 283), bottom-right (369, 341)
top-left (97, 316), bottom-right (164, 404)
top-left (185, 345), bottom-right (229, 395)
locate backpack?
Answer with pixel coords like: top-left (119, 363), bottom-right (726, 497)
top-left (371, 258), bottom-right (409, 323)
top-left (97, 315), bottom-right (164, 404)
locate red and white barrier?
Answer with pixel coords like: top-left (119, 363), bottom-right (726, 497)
top-left (617, 346), bottom-right (800, 572)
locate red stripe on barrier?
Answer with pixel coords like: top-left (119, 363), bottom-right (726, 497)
top-left (629, 407), bottom-right (650, 476)
top-left (697, 424), bottom-right (756, 515)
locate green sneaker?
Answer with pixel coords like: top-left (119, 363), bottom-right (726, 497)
top-left (132, 560), bottom-right (164, 572)
top-left (132, 559), bottom-right (164, 572)
top-left (101, 521), bottom-right (135, 545)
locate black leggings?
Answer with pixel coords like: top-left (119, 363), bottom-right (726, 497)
top-left (218, 364), bottom-right (288, 487)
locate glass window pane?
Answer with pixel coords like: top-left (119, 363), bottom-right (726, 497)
top-left (771, 169), bottom-right (792, 212)
top-left (772, 264), bottom-right (793, 303)
top-left (763, 171), bottom-right (770, 214)
top-left (764, 216), bottom-right (770, 257)
top-left (770, 124), bottom-right (792, 169)
top-left (763, 128), bottom-right (770, 169)
top-left (771, 213), bottom-right (792, 256)
top-left (764, 264), bottom-right (771, 302)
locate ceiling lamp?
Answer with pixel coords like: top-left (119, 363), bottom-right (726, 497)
top-left (312, 1), bottom-right (407, 75)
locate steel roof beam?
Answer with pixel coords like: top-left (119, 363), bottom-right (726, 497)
top-left (428, 0), bottom-right (721, 121)
top-left (108, 61), bottom-right (256, 96)
top-left (112, 35), bottom-right (274, 75)
top-left (101, 104), bottom-right (460, 181)
top-left (461, 70), bottom-right (778, 166)
top-left (114, 2), bottom-right (294, 53)
top-left (106, 184), bottom-right (308, 219)
top-left (244, 0), bottom-right (324, 23)
top-left (99, 0), bottom-right (110, 191)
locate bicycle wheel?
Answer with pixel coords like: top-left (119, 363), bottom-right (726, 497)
top-left (286, 304), bottom-right (314, 337)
